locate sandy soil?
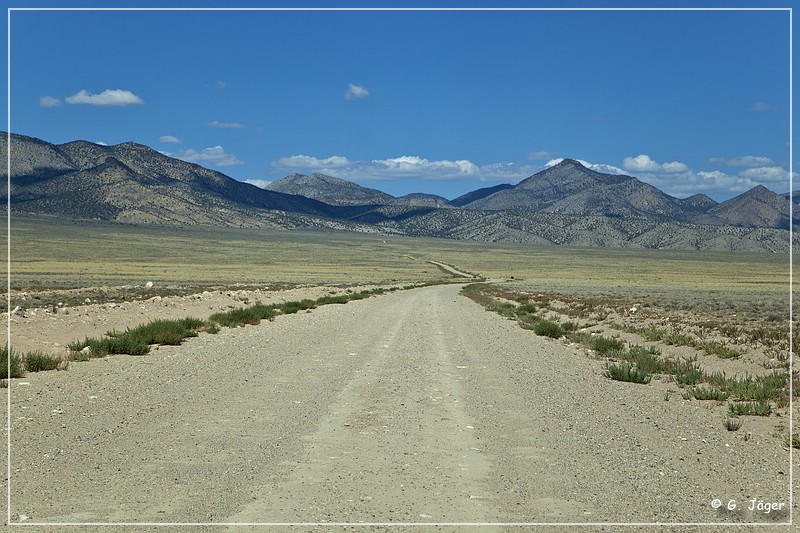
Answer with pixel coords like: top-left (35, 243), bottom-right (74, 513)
top-left (4, 283), bottom-right (797, 532)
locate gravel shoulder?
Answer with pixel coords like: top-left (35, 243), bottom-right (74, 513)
top-left (5, 283), bottom-right (797, 531)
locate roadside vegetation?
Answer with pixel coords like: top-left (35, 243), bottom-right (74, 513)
top-left (5, 287), bottom-right (407, 376)
top-left (461, 282), bottom-right (796, 438)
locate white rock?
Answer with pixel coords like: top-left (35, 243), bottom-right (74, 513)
top-left (145, 281), bottom-right (154, 288)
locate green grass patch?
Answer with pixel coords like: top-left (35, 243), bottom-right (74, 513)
top-left (590, 336), bottom-right (626, 355)
top-left (23, 351), bottom-right (62, 372)
top-left (696, 340), bottom-right (745, 359)
top-left (604, 363), bottom-right (651, 384)
top-left (727, 401), bottom-right (772, 417)
top-left (279, 299), bottom-right (317, 314)
top-left (0, 346), bottom-right (25, 379)
top-left (683, 387), bottom-right (729, 401)
top-left (315, 295), bottom-right (350, 305)
top-left (533, 319), bottom-right (564, 338)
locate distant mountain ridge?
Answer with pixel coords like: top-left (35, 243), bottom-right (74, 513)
top-left (4, 132), bottom-right (796, 251)
top-left (265, 172), bottom-right (394, 206)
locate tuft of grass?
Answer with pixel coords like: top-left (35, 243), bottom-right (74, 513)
top-left (590, 336), bottom-right (626, 355)
top-left (705, 371), bottom-right (788, 405)
top-left (727, 401), bottom-right (772, 417)
top-left (23, 351), bottom-right (62, 372)
top-left (696, 340), bottom-right (745, 359)
top-left (533, 319), bottom-right (564, 338)
top-left (0, 346), bottom-right (25, 379)
top-left (604, 363), bottom-right (651, 384)
top-left (787, 434), bottom-right (800, 449)
top-left (674, 367), bottom-right (704, 386)
top-left (724, 417), bottom-right (743, 431)
top-left (684, 386), bottom-right (729, 401)
top-left (639, 324), bottom-right (668, 342)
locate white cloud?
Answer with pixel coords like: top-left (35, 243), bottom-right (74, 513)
top-left (545, 158), bottom-right (628, 176)
top-left (273, 153), bottom-right (537, 183)
top-left (738, 166), bottom-right (789, 183)
top-left (623, 154), bottom-right (688, 174)
top-left (708, 156), bottom-right (775, 167)
top-left (170, 146), bottom-right (243, 167)
top-left (244, 179), bottom-right (272, 189)
top-left (208, 121), bottom-right (245, 129)
top-left (159, 135), bottom-right (182, 144)
top-left (39, 96), bottom-right (61, 108)
top-left (344, 83), bottom-right (370, 100)
top-left (65, 89), bottom-right (143, 106)
top-left (622, 154), bottom-right (661, 173)
top-left (276, 155), bottom-right (351, 169)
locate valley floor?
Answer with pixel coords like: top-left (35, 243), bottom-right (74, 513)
top-left (5, 284), bottom-right (796, 531)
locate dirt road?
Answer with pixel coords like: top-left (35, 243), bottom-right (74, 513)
top-left (7, 284), bottom-right (795, 531)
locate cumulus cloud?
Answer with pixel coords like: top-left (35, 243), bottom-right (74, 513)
top-left (244, 179), bottom-right (272, 189)
top-left (65, 89), bottom-right (143, 106)
top-left (159, 135), bottom-right (182, 144)
top-left (344, 83), bottom-right (370, 100)
top-left (708, 156), bottom-right (775, 167)
top-left (170, 146), bottom-right (243, 167)
top-left (39, 96), bottom-right (61, 108)
top-left (623, 154), bottom-right (688, 174)
top-left (208, 121), bottom-right (245, 129)
top-left (276, 155), bottom-right (351, 170)
top-left (545, 158), bottom-right (628, 176)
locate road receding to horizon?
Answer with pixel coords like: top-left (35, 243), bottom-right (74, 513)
top-left (7, 283), bottom-right (792, 531)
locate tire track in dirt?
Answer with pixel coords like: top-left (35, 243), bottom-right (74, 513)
top-left (227, 287), bottom-right (500, 527)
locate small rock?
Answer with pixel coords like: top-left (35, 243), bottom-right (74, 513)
top-left (145, 281), bottom-right (154, 288)
top-left (84, 298), bottom-right (92, 304)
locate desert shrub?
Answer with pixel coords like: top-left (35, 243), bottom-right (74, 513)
top-left (533, 319), bottom-right (563, 338)
top-left (516, 303), bottom-right (537, 315)
top-left (23, 351), bottom-right (61, 372)
top-left (590, 336), bottom-right (625, 355)
top-left (279, 299), bottom-right (317, 314)
top-left (315, 295), bottom-right (349, 305)
top-left (0, 346), bottom-right (24, 379)
top-left (604, 363), bottom-right (651, 384)
top-left (560, 321), bottom-right (581, 332)
top-left (568, 331), bottom-right (592, 344)
top-left (210, 304), bottom-right (277, 327)
top-left (674, 367), bottom-right (704, 386)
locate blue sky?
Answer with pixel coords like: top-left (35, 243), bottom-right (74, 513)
top-left (5, 2), bottom-right (795, 201)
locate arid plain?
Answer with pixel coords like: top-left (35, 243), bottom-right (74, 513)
top-left (3, 215), bottom-right (798, 531)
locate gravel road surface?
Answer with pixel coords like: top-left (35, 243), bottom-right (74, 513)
top-left (7, 284), bottom-right (795, 531)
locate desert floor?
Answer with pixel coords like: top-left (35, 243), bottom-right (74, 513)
top-left (4, 282), bottom-right (796, 532)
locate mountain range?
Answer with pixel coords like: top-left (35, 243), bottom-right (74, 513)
top-left (3, 132), bottom-right (796, 252)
